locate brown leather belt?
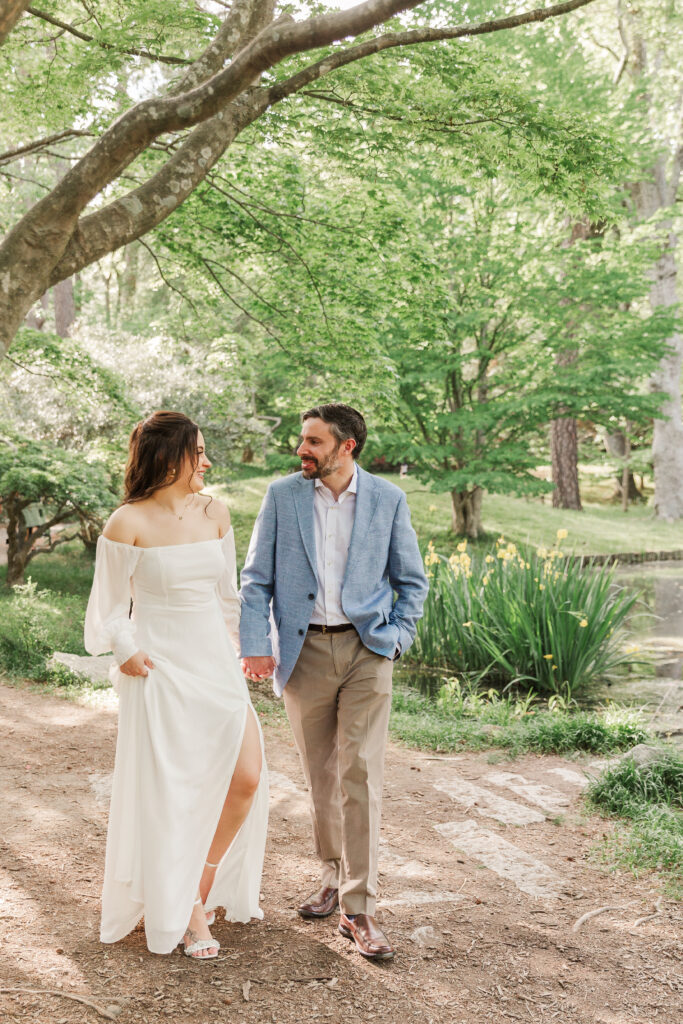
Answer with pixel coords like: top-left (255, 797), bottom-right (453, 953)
top-left (307, 623), bottom-right (356, 634)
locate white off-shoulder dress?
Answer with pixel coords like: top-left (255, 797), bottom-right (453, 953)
top-left (84, 531), bottom-right (268, 954)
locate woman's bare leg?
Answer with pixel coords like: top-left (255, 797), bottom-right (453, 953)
top-left (199, 706), bottom-right (262, 905)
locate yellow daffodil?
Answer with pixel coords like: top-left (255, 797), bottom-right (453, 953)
top-left (424, 541), bottom-right (440, 567)
top-left (543, 654), bottom-right (553, 660)
top-left (579, 618), bottom-right (588, 628)
top-left (556, 528), bottom-right (568, 541)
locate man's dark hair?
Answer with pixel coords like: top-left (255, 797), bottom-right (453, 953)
top-left (302, 403), bottom-right (367, 459)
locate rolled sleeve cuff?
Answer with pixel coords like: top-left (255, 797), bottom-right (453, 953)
top-left (111, 633), bottom-right (139, 666)
top-left (239, 638), bottom-right (273, 659)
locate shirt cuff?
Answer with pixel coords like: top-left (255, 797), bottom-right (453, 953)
top-left (111, 632), bottom-right (139, 666)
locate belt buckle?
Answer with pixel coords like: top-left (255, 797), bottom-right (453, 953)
top-left (321, 624), bottom-right (328, 634)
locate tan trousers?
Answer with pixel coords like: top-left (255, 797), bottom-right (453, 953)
top-left (282, 629), bottom-right (393, 916)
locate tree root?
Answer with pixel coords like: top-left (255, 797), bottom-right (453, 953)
top-left (632, 896), bottom-right (664, 928)
top-left (571, 905), bottom-right (619, 931)
top-left (0, 987), bottom-right (119, 1020)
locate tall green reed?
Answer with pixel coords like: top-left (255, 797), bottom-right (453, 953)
top-left (411, 532), bottom-right (640, 695)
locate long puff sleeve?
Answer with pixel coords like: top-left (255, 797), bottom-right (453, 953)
top-left (84, 536), bottom-right (143, 665)
top-left (217, 528), bottom-right (241, 657)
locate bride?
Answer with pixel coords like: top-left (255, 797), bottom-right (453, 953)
top-left (84, 411), bottom-right (268, 959)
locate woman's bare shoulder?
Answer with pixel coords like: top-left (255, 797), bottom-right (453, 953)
top-left (199, 494), bottom-right (231, 535)
top-left (102, 503), bottom-right (146, 544)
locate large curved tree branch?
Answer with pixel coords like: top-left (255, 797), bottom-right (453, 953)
top-left (268, 0), bottom-right (600, 103)
top-left (0, 0), bottom-right (425, 338)
top-left (0, 0), bottom-right (32, 46)
top-left (0, 0), bottom-right (600, 350)
top-left (48, 94), bottom-right (269, 283)
top-left (170, 0), bottom-right (276, 94)
top-left (46, 0), bottom-right (600, 286)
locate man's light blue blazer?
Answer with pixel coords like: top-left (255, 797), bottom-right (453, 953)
top-left (239, 466), bottom-right (429, 696)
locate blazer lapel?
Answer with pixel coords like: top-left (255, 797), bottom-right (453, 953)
top-left (344, 467), bottom-right (381, 582)
top-left (292, 475), bottom-right (317, 576)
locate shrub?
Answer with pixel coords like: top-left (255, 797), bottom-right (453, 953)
top-left (390, 680), bottom-right (650, 756)
top-left (587, 750), bottom-right (683, 890)
top-left (0, 579), bottom-right (54, 677)
top-left (0, 578), bottom-right (86, 679)
top-left (587, 752), bottom-right (683, 816)
top-left (411, 531), bottom-right (640, 694)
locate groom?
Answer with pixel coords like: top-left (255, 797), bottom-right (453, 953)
top-left (240, 403), bottom-right (428, 960)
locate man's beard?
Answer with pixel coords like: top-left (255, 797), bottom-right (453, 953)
top-left (301, 446), bottom-right (341, 479)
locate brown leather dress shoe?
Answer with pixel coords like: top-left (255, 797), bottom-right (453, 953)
top-left (338, 913), bottom-right (395, 960)
top-left (297, 886), bottom-right (339, 919)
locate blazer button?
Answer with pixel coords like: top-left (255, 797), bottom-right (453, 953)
top-left (308, 593), bottom-right (315, 600)
top-left (298, 629), bottom-right (304, 635)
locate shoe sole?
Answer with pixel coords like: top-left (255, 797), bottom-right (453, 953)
top-left (338, 923), bottom-right (395, 960)
top-left (297, 904), bottom-right (339, 919)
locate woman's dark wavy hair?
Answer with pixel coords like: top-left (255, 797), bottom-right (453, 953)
top-left (123, 411), bottom-right (200, 504)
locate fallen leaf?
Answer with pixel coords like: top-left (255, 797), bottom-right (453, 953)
top-left (242, 981), bottom-right (251, 1001)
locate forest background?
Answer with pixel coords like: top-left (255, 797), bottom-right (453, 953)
top-left (0, 0), bottom-right (682, 579)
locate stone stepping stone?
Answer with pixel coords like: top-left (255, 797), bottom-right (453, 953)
top-left (547, 766), bottom-right (589, 787)
top-left (434, 820), bottom-right (561, 898)
top-left (50, 652), bottom-right (114, 683)
top-left (378, 839), bottom-right (432, 879)
top-left (485, 771), bottom-right (571, 815)
top-left (433, 776), bottom-right (545, 825)
top-left (379, 889), bottom-right (467, 909)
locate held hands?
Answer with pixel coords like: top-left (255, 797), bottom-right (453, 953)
top-left (241, 656), bottom-right (276, 682)
top-left (119, 650), bottom-right (155, 677)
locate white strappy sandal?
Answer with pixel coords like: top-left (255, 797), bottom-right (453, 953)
top-left (183, 898), bottom-right (220, 960)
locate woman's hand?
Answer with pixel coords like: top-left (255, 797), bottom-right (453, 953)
top-left (241, 656), bottom-right (276, 682)
top-left (119, 650), bottom-right (155, 677)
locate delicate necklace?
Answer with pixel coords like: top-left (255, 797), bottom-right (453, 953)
top-left (154, 493), bottom-right (196, 521)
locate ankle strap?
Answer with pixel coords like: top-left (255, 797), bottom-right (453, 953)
top-left (205, 860), bottom-right (219, 868)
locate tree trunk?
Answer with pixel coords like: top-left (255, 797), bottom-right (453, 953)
top-left (451, 486), bottom-right (483, 538)
top-left (617, 10), bottom-right (683, 519)
top-left (119, 243), bottom-right (140, 307)
top-left (53, 278), bottom-right (76, 337)
top-left (550, 415), bottom-right (582, 510)
top-left (4, 501), bottom-right (34, 587)
top-left (25, 292), bottom-right (49, 330)
top-left (76, 511), bottom-right (101, 554)
top-left (631, 167), bottom-right (683, 519)
top-left (621, 432), bottom-right (631, 513)
top-left (648, 238), bottom-right (683, 519)
top-left (613, 472), bottom-right (643, 504)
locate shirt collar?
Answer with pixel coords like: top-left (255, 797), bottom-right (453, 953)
top-left (315, 462), bottom-right (358, 500)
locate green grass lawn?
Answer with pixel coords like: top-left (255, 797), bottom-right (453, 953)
top-left (391, 478), bottom-right (683, 557)
top-left (1, 466), bottom-right (681, 681)
top-left (211, 469), bottom-right (683, 564)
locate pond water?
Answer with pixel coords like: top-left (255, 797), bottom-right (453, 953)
top-left (398, 560), bottom-right (683, 744)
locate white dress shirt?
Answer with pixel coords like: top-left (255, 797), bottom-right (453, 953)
top-left (309, 463), bottom-right (358, 625)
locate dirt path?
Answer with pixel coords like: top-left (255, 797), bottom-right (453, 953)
top-left (0, 681), bottom-right (680, 1024)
